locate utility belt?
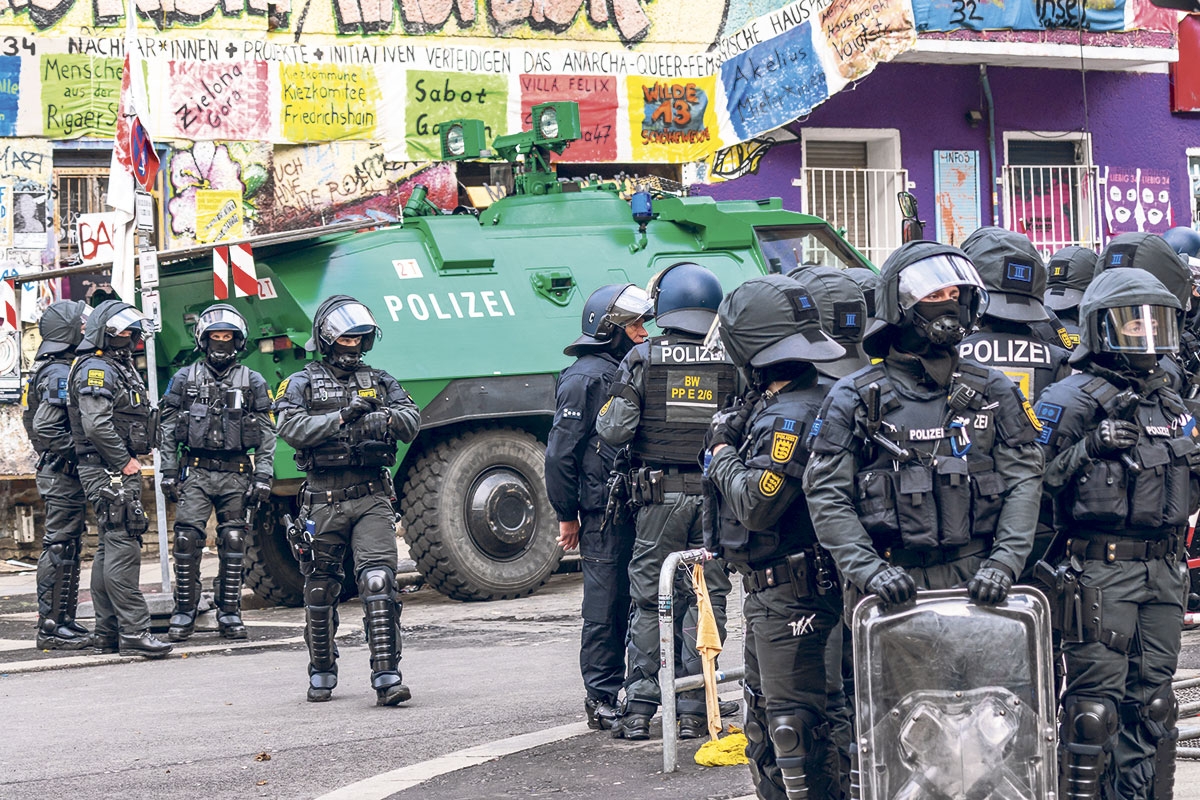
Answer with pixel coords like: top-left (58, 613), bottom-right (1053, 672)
top-left (183, 451), bottom-right (252, 474)
top-left (881, 537), bottom-right (991, 570)
top-left (627, 467), bottom-right (703, 505)
top-left (741, 548), bottom-right (837, 598)
top-left (36, 451), bottom-right (78, 478)
top-left (1066, 533), bottom-right (1181, 563)
top-left (76, 452), bottom-right (108, 467)
top-left (301, 479), bottom-right (390, 506)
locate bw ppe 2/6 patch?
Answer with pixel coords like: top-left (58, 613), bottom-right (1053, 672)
top-left (87, 369), bottom-right (105, 388)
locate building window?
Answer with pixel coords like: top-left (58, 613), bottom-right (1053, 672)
top-left (1188, 149), bottom-right (1200, 229)
top-left (1002, 134), bottom-right (1102, 255)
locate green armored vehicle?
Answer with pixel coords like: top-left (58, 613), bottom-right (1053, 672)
top-left (153, 102), bottom-right (872, 605)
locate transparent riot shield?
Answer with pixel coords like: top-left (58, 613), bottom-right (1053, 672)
top-left (853, 589), bottom-right (1058, 800)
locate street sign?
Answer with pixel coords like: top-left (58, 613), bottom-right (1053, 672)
top-left (135, 190), bottom-right (155, 232)
top-left (130, 118), bottom-right (160, 191)
top-left (139, 248), bottom-right (159, 288)
top-left (140, 288), bottom-right (162, 332)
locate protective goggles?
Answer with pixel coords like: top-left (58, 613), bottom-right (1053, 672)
top-left (319, 302), bottom-right (380, 344)
top-left (606, 285), bottom-right (654, 327)
top-left (1099, 304), bottom-right (1179, 354)
top-left (196, 307), bottom-right (248, 340)
top-left (897, 255), bottom-right (987, 311)
top-left (103, 306), bottom-right (148, 336)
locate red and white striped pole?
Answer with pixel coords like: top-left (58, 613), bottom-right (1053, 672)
top-left (213, 245), bottom-right (230, 300)
top-left (230, 243), bottom-right (257, 298)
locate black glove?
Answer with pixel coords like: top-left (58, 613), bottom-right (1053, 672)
top-left (340, 395), bottom-right (374, 425)
top-left (361, 411), bottom-right (391, 440)
top-left (1085, 418), bottom-right (1140, 459)
top-left (244, 477), bottom-right (272, 506)
top-left (865, 565), bottom-right (917, 607)
top-left (968, 563), bottom-right (1014, 606)
top-left (710, 393), bottom-right (758, 449)
top-left (160, 470), bottom-right (179, 504)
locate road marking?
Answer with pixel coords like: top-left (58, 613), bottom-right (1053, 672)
top-left (314, 722), bottom-right (592, 800)
top-left (0, 635), bottom-right (311, 674)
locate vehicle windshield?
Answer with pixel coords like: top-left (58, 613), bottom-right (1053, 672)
top-left (754, 225), bottom-right (871, 274)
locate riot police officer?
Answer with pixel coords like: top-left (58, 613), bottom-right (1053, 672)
top-left (803, 242), bottom-right (1044, 612)
top-left (843, 267), bottom-right (882, 321)
top-left (705, 275), bottom-right (848, 799)
top-left (275, 295), bottom-right (420, 705)
top-left (160, 304), bottom-right (276, 641)
top-left (1162, 227), bottom-right (1200, 387)
top-left (1034, 266), bottom-right (1192, 800)
top-left (1044, 245), bottom-right (1099, 345)
top-left (545, 283), bottom-right (653, 730)
top-left (24, 300), bottom-right (91, 649)
top-left (596, 262), bottom-right (737, 740)
top-left (68, 300), bottom-right (172, 658)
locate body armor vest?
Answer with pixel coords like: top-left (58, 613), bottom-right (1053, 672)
top-left (959, 330), bottom-right (1067, 402)
top-left (851, 363), bottom-right (1008, 552)
top-left (296, 361), bottom-right (397, 471)
top-left (22, 359), bottom-right (71, 455)
top-left (68, 353), bottom-right (154, 457)
top-left (174, 363), bottom-right (261, 454)
top-left (714, 389), bottom-right (823, 570)
top-left (1060, 376), bottom-right (1195, 536)
top-left (630, 334), bottom-right (737, 467)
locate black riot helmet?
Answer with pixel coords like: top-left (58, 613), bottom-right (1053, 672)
top-left (862, 241), bottom-right (988, 358)
top-left (1095, 232), bottom-right (1192, 315)
top-left (787, 267), bottom-right (872, 379)
top-left (960, 226), bottom-right (1050, 323)
top-left (714, 275), bottom-right (844, 375)
top-left (78, 300), bottom-right (147, 353)
top-left (35, 300), bottom-right (89, 359)
top-left (194, 303), bottom-right (248, 369)
top-left (842, 267), bottom-right (882, 318)
top-left (1072, 268), bottom-right (1180, 367)
top-left (1163, 226), bottom-right (1200, 262)
top-left (564, 283), bottom-right (654, 357)
top-left (311, 295), bottom-right (381, 369)
top-left (646, 262), bottom-right (724, 336)
top-left (1044, 246), bottom-right (1099, 313)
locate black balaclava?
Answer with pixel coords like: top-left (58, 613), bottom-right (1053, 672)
top-left (895, 299), bottom-right (966, 387)
top-left (107, 331), bottom-right (136, 354)
top-left (329, 340), bottom-right (364, 371)
top-left (205, 337), bottom-right (238, 370)
top-left (747, 361), bottom-right (817, 394)
top-left (607, 326), bottom-right (637, 360)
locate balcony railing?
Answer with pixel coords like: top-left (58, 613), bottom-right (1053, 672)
top-left (1001, 164), bottom-right (1104, 256)
top-left (800, 167), bottom-right (909, 266)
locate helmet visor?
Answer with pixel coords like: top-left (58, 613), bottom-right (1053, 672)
top-left (104, 306), bottom-right (148, 336)
top-left (196, 307), bottom-right (248, 340)
top-left (1100, 304), bottom-right (1179, 354)
top-left (897, 255), bottom-right (986, 311)
top-left (607, 285), bottom-right (654, 327)
top-left (319, 302), bottom-right (380, 343)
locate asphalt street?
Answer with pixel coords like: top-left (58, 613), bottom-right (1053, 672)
top-left (2, 553), bottom-right (1200, 799)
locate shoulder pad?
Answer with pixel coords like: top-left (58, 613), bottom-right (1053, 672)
top-left (808, 378), bottom-right (862, 455)
top-left (274, 371), bottom-right (309, 409)
top-left (992, 380), bottom-right (1041, 447)
top-left (957, 361), bottom-right (991, 379)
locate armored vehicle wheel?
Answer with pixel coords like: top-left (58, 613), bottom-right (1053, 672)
top-left (244, 497), bottom-right (359, 607)
top-left (401, 427), bottom-right (562, 601)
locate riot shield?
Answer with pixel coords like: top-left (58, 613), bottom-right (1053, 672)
top-left (853, 589), bottom-right (1057, 800)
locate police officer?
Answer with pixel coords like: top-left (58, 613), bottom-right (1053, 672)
top-left (68, 300), bottom-right (172, 658)
top-left (159, 304), bottom-right (276, 641)
top-left (275, 295), bottom-right (420, 705)
top-left (1044, 246), bottom-right (1099, 345)
top-left (803, 242), bottom-right (1044, 614)
top-left (1162, 227), bottom-right (1200, 385)
top-left (597, 262), bottom-right (737, 741)
top-left (545, 283), bottom-right (653, 730)
top-left (959, 227), bottom-right (1072, 401)
top-left (705, 275), bottom-right (848, 799)
top-left (1034, 265), bottom-right (1192, 800)
top-left (843, 267), bottom-right (882, 321)
top-left (24, 300), bottom-right (91, 649)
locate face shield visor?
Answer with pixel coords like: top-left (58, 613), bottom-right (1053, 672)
top-left (1099, 304), bottom-right (1179, 354)
top-left (196, 307), bottom-right (248, 342)
top-left (606, 285), bottom-right (654, 328)
top-left (104, 307), bottom-right (148, 338)
top-left (897, 255), bottom-right (987, 311)
top-left (318, 302), bottom-right (380, 347)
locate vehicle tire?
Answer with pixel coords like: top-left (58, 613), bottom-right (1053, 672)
top-left (244, 497), bottom-right (359, 607)
top-left (401, 427), bottom-right (562, 601)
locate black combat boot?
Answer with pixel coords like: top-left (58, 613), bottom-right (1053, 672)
top-left (119, 631), bottom-right (174, 659)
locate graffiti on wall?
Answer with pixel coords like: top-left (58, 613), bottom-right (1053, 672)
top-left (1104, 166), bottom-right (1173, 235)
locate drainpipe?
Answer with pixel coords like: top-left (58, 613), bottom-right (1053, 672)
top-left (980, 65), bottom-right (1000, 227)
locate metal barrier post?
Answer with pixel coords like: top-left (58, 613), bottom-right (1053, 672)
top-left (659, 547), bottom-right (745, 774)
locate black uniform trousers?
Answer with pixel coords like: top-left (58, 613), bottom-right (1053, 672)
top-left (579, 508), bottom-right (633, 705)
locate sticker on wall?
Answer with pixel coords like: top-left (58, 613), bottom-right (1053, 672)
top-left (195, 188), bottom-right (244, 243)
top-left (627, 74), bottom-right (722, 163)
top-left (1105, 166), bottom-right (1174, 236)
top-left (934, 150), bottom-right (981, 247)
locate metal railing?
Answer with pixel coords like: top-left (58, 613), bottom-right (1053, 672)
top-left (800, 167), bottom-right (908, 265)
top-left (659, 548), bottom-right (745, 773)
top-left (1001, 164), bottom-right (1104, 257)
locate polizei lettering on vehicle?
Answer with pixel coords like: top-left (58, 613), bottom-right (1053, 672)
top-left (959, 338), bottom-right (1052, 364)
top-left (383, 290), bottom-right (516, 321)
top-left (650, 344), bottom-right (726, 364)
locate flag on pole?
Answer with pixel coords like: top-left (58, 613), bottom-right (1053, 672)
top-left (106, 1), bottom-right (153, 304)
top-left (0, 278), bottom-right (16, 331)
top-left (213, 246), bottom-right (230, 300)
top-left (230, 243), bottom-right (258, 298)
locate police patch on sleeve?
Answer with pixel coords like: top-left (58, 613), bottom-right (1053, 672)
top-left (759, 470), bottom-right (784, 497)
top-left (599, 397), bottom-right (612, 416)
top-left (1021, 399), bottom-right (1043, 432)
top-left (357, 388), bottom-right (377, 399)
top-left (561, 408), bottom-right (582, 419)
top-left (274, 378), bottom-right (290, 401)
top-left (771, 431), bottom-right (799, 464)
top-left (86, 369), bottom-right (105, 388)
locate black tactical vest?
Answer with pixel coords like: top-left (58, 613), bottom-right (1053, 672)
top-left (68, 353), bottom-right (154, 457)
top-left (22, 359), bottom-right (71, 454)
top-left (173, 363), bottom-right (262, 454)
top-left (1058, 376), bottom-right (1195, 535)
top-left (959, 330), bottom-right (1067, 402)
top-left (850, 362), bottom-right (1008, 552)
top-left (713, 389), bottom-right (823, 569)
top-left (630, 334), bottom-right (737, 467)
top-left (296, 361), bottom-right (396, 471)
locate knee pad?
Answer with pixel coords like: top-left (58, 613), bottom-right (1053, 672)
top-left (358, 566), bottom-right (395, 599)
top-left (1062, 696), bottom-right (1119, 750)
top-left (1143, 683), bottom-right (1179, 743)
top-left (304, 575), bottom-right (341, 607)
top-left (217, 526), bottom-right (245, 554)
top-left (769, 707), bottom-right (825, 764)
top-left (173, 525), bottom-right (205, 556)
top-left (46, 541), bottom-right (68, 566)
